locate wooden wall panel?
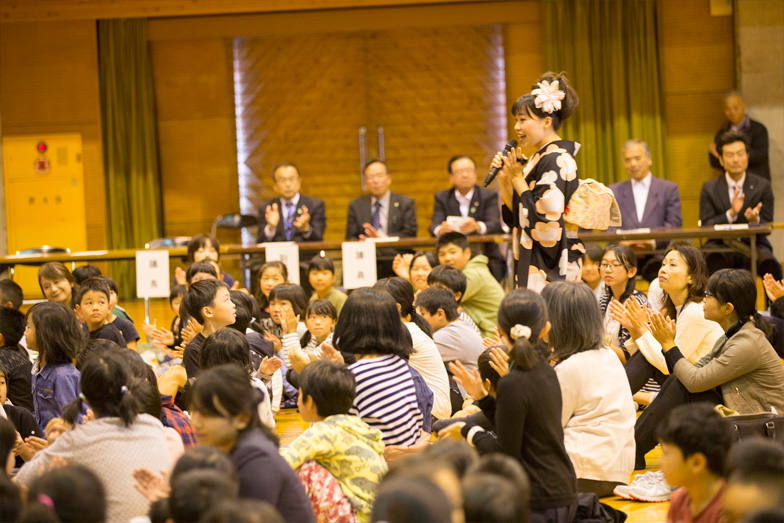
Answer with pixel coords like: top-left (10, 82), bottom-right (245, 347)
top-left (367, 25), bottom-right (508, 237)
top-left (0, 20), bottom-right (106, 251)
top-left (235, 33), bottom-right (369, 242)
top-left (658, 0), bottom-right (734, 228)
top-left (150, 38), bottom-right (240, 239)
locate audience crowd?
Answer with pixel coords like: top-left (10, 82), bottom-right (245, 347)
top-left (0, 86), bottom-right (782, 523)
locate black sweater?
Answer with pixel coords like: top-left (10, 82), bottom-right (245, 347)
top-left (465, 360), bottom-right (577, 511)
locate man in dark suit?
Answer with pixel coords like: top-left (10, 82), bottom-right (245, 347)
top-left (346, 159), bottom-right (417, 277)
top-left (709, 92), bottom-right (769, 180)
top-left (609, 140), bottom-right (682, 281)
top-left (256, 163), bottom-right (326, 243)
top-left (430, 155), bottom-right (505, 281)
top-left (700, 130), bottom-right (782, 280)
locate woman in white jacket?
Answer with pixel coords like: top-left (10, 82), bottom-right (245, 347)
top-left (542, 281), bottom-right (637, 498)
top-left (612, 242), bottom-right (723, 468)
top-left (611, 243), bottom-right (723, 394)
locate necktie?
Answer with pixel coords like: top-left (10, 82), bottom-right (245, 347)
top-left (285, 202), bottom-right (296, 241)
top-left (372, 201), bottom-right (382, 232)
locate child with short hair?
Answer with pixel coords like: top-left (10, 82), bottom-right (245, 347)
top-left (25, 302), bottom-right (84, 432)
top-left (186, 261), bottom-right (218, 285)
top-left (435, 232), bottom-right (504, 337)
top-left (37, 262), bottom-right (76, 307)
top-left (0, 306), bottom-right (33, 411)
top-left (74, 278), bottom-right (127, 348)
top-left (308, 255), bottom-right (347, 316)
top-left (175, 233), bottom-right (236, 288)
top-left (657, 404), bottom-right (732, 521)
top-left (581, 242), bottom-right (605, 300)
top-left (72, 263), bottom-right (102, 285)
top-left (180, 279), bottom-right (236, 378)
top-left (300, 299), bottom-right (337, 353)
top-left (0, 279), bottom-right (24, 310)
top-left (427, 264), bottom-right (481, 335)
top-left (282, 359), bottom-right (387, 523)
top-left (255, 261), bottom-right (288, 320)
top-left (94, 276), bottom-right (140, 349)
top-left (416, 286), bottom-right (484, 374)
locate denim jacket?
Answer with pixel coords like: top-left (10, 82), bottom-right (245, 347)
top-left (32, 362), bottom-right (81, 431)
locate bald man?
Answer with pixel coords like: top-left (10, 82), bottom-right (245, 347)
top-left (709, 92), bottom-right (770, 180)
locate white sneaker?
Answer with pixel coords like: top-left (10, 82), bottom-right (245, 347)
top-left (613, 471), bottom-right (671, 502)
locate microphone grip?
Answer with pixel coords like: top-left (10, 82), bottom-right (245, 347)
top-left (483, 140), bottom-right (518, 187)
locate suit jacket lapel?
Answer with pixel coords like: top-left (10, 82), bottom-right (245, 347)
top-left (716, 176), bottom-right (731, 212)
top-left (388, 194), bottom-right (399, 232)
top-left (446, 188), bottom-right (461, 216)
top-left (618, 182), bottom-right (639, 228)
top-left (469, 187), bottom-right (481, 218)
top-left (640, 178), bottom-right (659, 227)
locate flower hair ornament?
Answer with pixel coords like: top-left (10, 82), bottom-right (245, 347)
top-left (510, 324), bottom-right (532, 341)
top-left (531, 80), bottom-right (565, 114)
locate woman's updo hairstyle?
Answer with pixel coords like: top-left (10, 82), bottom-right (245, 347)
top-left (511, 71), bottom-right (579, 130)
top-left (706, 269), bottom-right (770, 335)
top-left (496, 289), bottom-right (549, 370)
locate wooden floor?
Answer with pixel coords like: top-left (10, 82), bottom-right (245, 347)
top-left (274, 408), bottom-right (669, 522)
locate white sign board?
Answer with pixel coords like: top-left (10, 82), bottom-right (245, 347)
top-left (263, 242), bottom-right (300, 285)
top-left (136, 250), bottom-right (171, 298)
top-left (342, 241), bottom-right (377, 289)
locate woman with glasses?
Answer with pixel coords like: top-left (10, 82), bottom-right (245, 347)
top-left (611, 243), bottom-right (723, 402)
top-left (633, 268), bottom-right (784, 469)
top-left (598, 244), bottom-right (647, 363)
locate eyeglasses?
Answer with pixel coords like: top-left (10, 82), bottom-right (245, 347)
top-left (599, 262), bottom-right (625, 271)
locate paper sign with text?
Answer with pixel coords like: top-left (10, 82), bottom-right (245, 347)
top-left (263, 242), bottom-right (300, 284)
top-left (136, 250), bottom-right (171, 298)
top-left (342, 241), bottom-right (377, 289)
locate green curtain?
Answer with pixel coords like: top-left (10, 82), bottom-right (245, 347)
top-left (542, 0), bottom-right (666, 185)
top-left (98, 19), bottom-right (163, 298)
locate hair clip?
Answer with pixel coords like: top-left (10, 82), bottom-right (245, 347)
top-left (120, 385), bottom-right (128, 395)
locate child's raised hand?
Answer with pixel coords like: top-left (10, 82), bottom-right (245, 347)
top-left (320, 343), bottom-right (345, 365)
top-left (488, 347), bottom-right (510, 378)
top-left (279, 306), bottom-right (299, 335)
top-left (133, 468), bottom-right (170, 504)
top-left (263, 331), bottom-right (283, 354)
top-left (259, 356), bottom-right (283, 376)
top-left (448, 360), bottom-right (487, 401)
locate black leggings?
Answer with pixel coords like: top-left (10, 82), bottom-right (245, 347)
top-left (625, 351), bottom-right (668, 395)
top-left (634, 375), bottom-right (722, 469)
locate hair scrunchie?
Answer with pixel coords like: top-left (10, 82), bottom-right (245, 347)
top-left (510, 324), bottom-right (532, 341)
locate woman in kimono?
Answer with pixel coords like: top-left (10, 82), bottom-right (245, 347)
top-left (492, 72), bottom-right (584, 291)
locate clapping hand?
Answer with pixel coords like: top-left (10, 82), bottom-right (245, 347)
top-left (320, 343), bottom-right (345, 365)
top-left (744, 202), bottom-right (763, 224)
top-left (763, 273), bottom-right (784, 302)
top-left (648, 311), bottom-right (677, 352)
top-left (259, 355), bottom-right (283, 376)
top-left (488, 347), bottom-right (510, 378)
top-left (265, 203), bottom-right (280, 230)
top-left (133, 468), bottom-right (170, 504)
top-left (448, 360), bottom-right (487, 401)
top-left (263, 331), bottom-right (282, 354)
top-left (392, 253), bottom-right (413, 280)
top-left (292, 206), bottom-right (311, 232)
top-left (279, 306), bottom-right (299, 335)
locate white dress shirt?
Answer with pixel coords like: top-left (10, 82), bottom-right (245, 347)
top-left (434, 188), bottom-right (487, 237)
top-left (631, 173), bottom-right (652, 223)
top-left (724, 173), bottom-right (746, 223)
top-left (265, 193), bottom-right (303, 240)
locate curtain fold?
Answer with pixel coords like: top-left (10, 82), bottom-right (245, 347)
top-left (542, 0), bottom-right (666, 186)
top-left (98, 18), bottom-right (163, 298)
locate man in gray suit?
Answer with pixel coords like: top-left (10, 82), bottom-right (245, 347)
top-left (609, 140), bottom-right (682, 281)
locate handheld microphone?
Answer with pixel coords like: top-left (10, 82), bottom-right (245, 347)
top-left (483, 139), bottom-right (518, 187)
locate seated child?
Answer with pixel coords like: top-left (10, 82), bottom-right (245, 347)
top-left (581, 242), bottom-right (605, 300)
top-left (722, 439), bottom-right (784, 523)
top-left (281, 359), bottom-right (387, 523)
top-left (95, 276), bottom-right (140, 350)
top-left (0, 306), bottom-right (33, 411)
top-left (143, 284), bottom-right (187, 359)
top-left (308, 254), bottom-right (347, 316)
top-left (0, 362), bottom-right (44, 466)
top-left (181, 279), bottom-right (236, 378)
top-left (657, 404), bottom-right (733, 521)
top-left (175, 233), bottom-right (236, 288)
top-left (0, 279), bottom-right (24, 310)
top-left (185, 261), bottom-right (218, 285)
top-left (416, 286), bottom-right (484, 374)
top-left (254, 261), bottom-right (288, 321)
top-left (74, 278), bottom-right (126, 348)
top-left (72, 263), bottom-right (102, 285)
top-left (435, 232), bottom-right (503, 337)
top-left (427, 265), bottom-right (481, 335)
top-left (298, 299), bottom-right (338, 355)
